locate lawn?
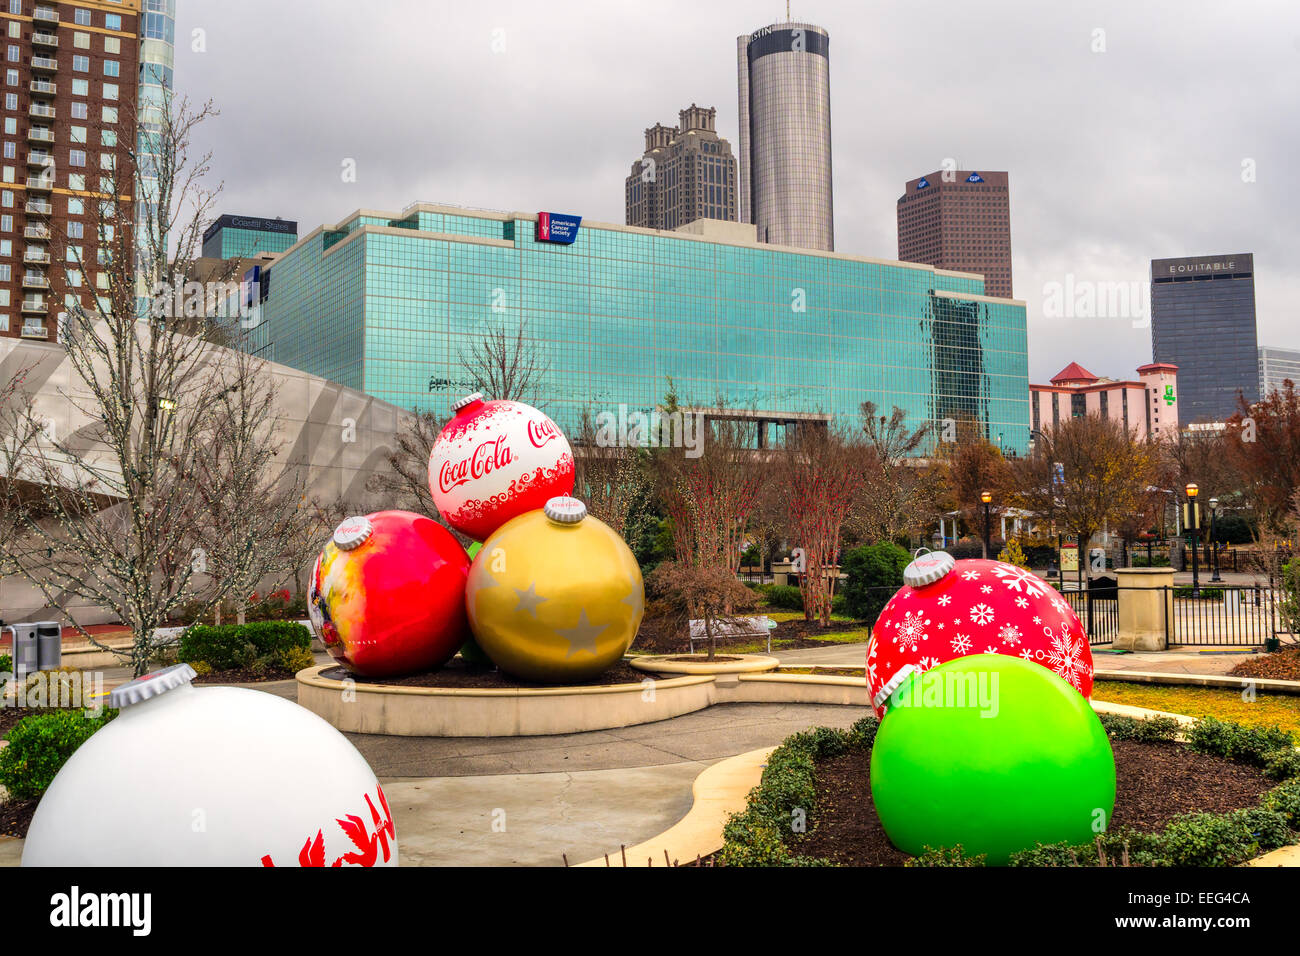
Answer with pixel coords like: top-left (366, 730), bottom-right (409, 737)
top-left (1094, 680), bottom-right (1300, 736)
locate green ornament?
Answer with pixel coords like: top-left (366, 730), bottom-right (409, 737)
top-left (458, 541), bottom-right (493, 666)
top-left (870, 653), bottom-right (1115, 865)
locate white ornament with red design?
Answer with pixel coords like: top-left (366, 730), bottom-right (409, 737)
top-left (866, 553), bottom-right (1094, 717)
top-left (428, 392), bottom-right (575, 542)
top-left (21, 664), bottom-right (397, 867)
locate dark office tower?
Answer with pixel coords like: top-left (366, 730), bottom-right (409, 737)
top-left (1150, 253), bottom-right (1259, 423)
top-left (625, 104), bottom-right (737, 231)
top-left (897, 170), bottom-right (1014, 300)
top-left (2, 0), bottom-right (142, 343)
top-left (736, 21), bottom-right (833, 251)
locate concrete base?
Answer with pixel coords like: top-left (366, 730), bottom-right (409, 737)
top-left (296, 665), bottom-right (717, 737)
top-left (630, 654), bottom-right (779, 676)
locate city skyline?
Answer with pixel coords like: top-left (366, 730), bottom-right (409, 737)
top-left (174, 0), bottom-right (1300, 384)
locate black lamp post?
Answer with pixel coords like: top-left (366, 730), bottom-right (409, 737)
top-left (1186, 482), bottom-right (1201, 598)
top-left (1209, 497), bottom-right (1222, 583)
top-left (981, 490), bottom-right (992, 559)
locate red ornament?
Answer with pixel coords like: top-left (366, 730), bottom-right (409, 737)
top-left (309, 510), bottom-right (471, 677)
top-left (428, 393), bottom-right (575, 542)
top-left (866, 555), bottom-right (1094, 717)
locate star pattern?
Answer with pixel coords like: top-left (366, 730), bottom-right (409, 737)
top-left (555, 610), bottom-right (609, 659)
top-left (512, 581), bottom-right (547, 618)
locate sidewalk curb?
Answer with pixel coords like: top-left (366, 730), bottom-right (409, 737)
top-left (1095, 669), bottom-right (1300, 696)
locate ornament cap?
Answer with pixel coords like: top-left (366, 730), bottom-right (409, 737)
top-left (333, 515), bottom-right (374, 550)
top-left (873, 662), bottom-right (920, 713)
top-left (903, 550), bottom-right (956, 588)
top-left (543, 496), bottom-right (587, 524)
top-left (108, 663), bottom-right (196, 709)
top-left (453, 392), bottom-right (485, 413)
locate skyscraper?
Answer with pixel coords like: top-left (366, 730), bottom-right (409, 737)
top-left (625, 104), bottom-right (737, 231)
top-left (897, 170), bottom-right (1014, 300)
top-left (2, 0), bottom-right (142, 343)
top-left (1258, 345), bottom-right (1300, 398)
top-left (1150, 253), bottom-right (1259, 423)
top-left (736, 21), bottom-right (833, 251)
top-left (134, 0), bottom-right (174, 308)
top-left (201, 214), bottom-right (298, 259)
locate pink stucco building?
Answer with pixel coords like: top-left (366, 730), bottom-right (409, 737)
top-left (1030, 362), bottom-right (1179, 440)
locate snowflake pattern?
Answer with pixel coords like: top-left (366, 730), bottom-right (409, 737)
top-left (893, 609), bottom-right (931, 651)
top-left (918, 656), bottom-right (940, 671)
top-left (1014, 597), bottom-right (1029, 609)
top-left (950, 633), bottom-right (972, 654)
top-left (984, 645), bottom-right (1000, 654)
top-left (990, 563), bottom-right (1047, 598)
top-left (961, 570), bottom-right (981, 581)
top-left (980, 585), bottom-right (993, 594)
top-left (1044, 625), bottom-right (1092, 691)
top-left (938, 595), bottom-right (952, 606)
top-left (999, 623), bottom-right (1023, 646)
top-left (969, 603), bottom-right (995, 626)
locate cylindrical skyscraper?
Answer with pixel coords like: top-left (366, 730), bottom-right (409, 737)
top-left (736, 22), bottom-right (834, 251)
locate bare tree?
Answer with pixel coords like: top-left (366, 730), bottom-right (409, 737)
top-left (572, 408), bottom-right (646, 540)
top-left (457, 317), bottom-right (551, 405)
top-left (367, 408), bottom-right (444, 521)
top-left (646, 561), bottom-right (760, 660)
top-left (0, 95), bottom-right (312, 675)
top-left (850, 402), bottom-right (936, 545)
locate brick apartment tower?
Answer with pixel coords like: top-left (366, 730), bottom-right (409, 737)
top-left (897, 170), bottom-right (1013, 300)
top-left (2, 0), bottom-right (140, 343)
top-left (625, 104), bottom-right (737, 231)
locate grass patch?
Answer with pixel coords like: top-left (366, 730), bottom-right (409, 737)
top-left (1095, 680), bottom-right (1300, 735)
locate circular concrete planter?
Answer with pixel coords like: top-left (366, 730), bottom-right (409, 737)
top-left (295, 665), bottom-right (717, 737)
top-left (629, 654), bottom-right (779, 676)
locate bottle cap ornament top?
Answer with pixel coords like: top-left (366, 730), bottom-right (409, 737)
top-left (108, 662), bottom-right (196, 709)
top-left (544, 496), bottom-right (586, 524)
top-left (452, 392), bottom-right (484, 413)
top-left (902, 550), bottom-right (956, 588)
top-left (332, 515), bottom-right (374, 551)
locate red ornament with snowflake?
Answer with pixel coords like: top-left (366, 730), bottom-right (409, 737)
top-left (428, 393), bottom-right (575, 541)
top-left (866, 554), bottom-right (1094, 717)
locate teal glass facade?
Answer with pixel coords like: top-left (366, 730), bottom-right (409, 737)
top-left (202, 225), bottom-right (299, 260)
top-left (250, 205), bottom-right (1031, 454)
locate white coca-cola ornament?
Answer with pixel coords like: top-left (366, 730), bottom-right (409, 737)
top-left (21, 664), bottom-right (397, 867)
top-left (428, 392), bottom-right (575, 542)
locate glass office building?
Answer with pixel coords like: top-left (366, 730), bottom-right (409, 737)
top-left (1150, 253), bottom-right (1258, 423)
top-left (202, 215), bottom-right (299, 259)
top-left (1259, 345), bottom-right (1300, 398)
top-left (248, 204), bottom-right (1031, 454)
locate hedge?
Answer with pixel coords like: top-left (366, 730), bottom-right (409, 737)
top-left (178, 621), bottom-right (311, 671)
top-left (0, 708), bottom-right (117, 800)
top-left (840, 542), bottom-right (909, 622)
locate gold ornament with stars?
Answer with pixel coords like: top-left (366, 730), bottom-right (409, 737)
top-left (464, 496), bottom-right (645, 682)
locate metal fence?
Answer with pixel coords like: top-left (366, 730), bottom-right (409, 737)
top-left (1061, 588), bottom-right (1119, 646)
top-left (1163, 584), bottom-right (1280, 647)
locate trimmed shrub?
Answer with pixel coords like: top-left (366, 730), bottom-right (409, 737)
top-left (1187, 717), bottom-right (1293, 768)
top-left (0, 708), bottom-right (116, 800)
top-left (1098, 713), bottom-right (1182, 743)
top-left (905, 845), bottom-right (986, 867)
top-left (763, 585), bottom-right (804, 611)
top-left (272, 645), bottom-right (316, 674)
top-left (841, 542), bottom-right (910, 622)
top-left (179, 621), bottom-right (311, 671)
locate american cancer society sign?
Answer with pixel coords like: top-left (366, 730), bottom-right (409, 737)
top-left (535, 212), bottom-right (582, 244)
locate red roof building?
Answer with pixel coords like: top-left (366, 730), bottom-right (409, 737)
top-left (1030, 362), bottom-right (1179, 440)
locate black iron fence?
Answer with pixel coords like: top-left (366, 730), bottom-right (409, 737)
top-left (1162, 584), bottom-right (1279, 647)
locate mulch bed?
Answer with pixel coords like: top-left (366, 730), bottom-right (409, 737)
top-left (1229, 646), bottom-right (1300, 682)
top-left (320, 658), bottom-right (651, 689)
top-left (0, 798), bottom-right (38, 839)
top-left (632, 614), bottom-right (869, 655)
top-left (794, 738), bottom-right (1276, 866)
top-left (191, 665), bottom-right (298, 685)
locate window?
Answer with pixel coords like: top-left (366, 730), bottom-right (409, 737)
top-left (66, 246), bottom-right (83, 263)
top-left (0, 264), bottom-right (8, 281)
top-left (7, 0), bottom-right (18, 15)
top-left (102, 106), bottom-right (118, 124)
top-left (96, 272), bottom-right (108, 290)
top-left (99, 223), bottom-right (114, 242)
top-left (69, 150), bottom-right (86, 168)
top-left (68, 198), bottom-right (84, 215)
top-left (1, 190), bottom-right (10, 207)
top-left (103, 60), bottom-right (120, 78)
top-left (67, 269), bottom-right (83, 287)
top-left (98, 176), bottom-right (113, 193)
top-left (5, 68), bottom-right (16, 86)
top-left (4, 94), bottom-right (15, 110)
top-left (0, 240), bottom-right (9, 256)
top-left (104, 36), bottom-right (120, 54)
top-left (105, 14), bottom-right (122, 31)
top-left (103, 83), bottom-right (119, 100)
top-left (73, 56), bottom-right (90, 73)
top-left (75, 9), bottom-right (92, 26)
top-left (4, 118), bottom-right (15, 135)
top-left (100, 153), bottom-right (114, 170)
top-left (2, 143), bottom-right (12, 160)
top-left (0, 215), bottom-right (10, 232)
top-left (6, 20), bottom-right (16, 37)
top-left (67, 222), bottom-right (83, 239)
top-left (71, 102), bottom-right (88, 120)
top-left (101, 130), bottom-right (116, 146)
top-left (6, 44), bottom-right (16, 63)
top-left (68, 173), bottom-right (85, 190)
top-left (72, 79), bottom-right (89, 96)
top-left (70, 126), bottom-right (87, 144)
top-left (1, 166), bottom-right (12, 184)
top-left (74, 32), bottom-right (91, 49)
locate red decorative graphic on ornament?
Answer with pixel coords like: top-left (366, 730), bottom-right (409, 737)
top-left (527, 417), bottom-right (560, 448)
top-left (438, 436), bottom-right (514, 494)
top-left (259, 784), bottom-right (395, 867)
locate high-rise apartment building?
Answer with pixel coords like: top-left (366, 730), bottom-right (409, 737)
top-left (1150, 253), bottom-right (1258, 422)
top-left (897, 170), bottom-right (1013, 300)
top-left (2, 0), bottom-right (141, 342)
top-left (736, 21), bottom-right (833, 251)
top-left (1259, 345), bottom-right (1300, 398)
top-left (625, 105), bottom-right (736, 231)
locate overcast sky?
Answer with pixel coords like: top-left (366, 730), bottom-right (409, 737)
top-left (177, 0), bottom-right (1300, 383)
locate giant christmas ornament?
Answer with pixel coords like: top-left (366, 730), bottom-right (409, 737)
top-left (465, 496), bottom-right (643, 683)
top-left (870, 654), bottom-right (1115, 865)
top-left (22, 664), bottom-right (397, 867)
top-left (428, 392), bottom-right (575, 542)
top-left (458, 541), bottom-right (493, 666)
top-left (866, 553), bottom-right (1093, 718)
top-left (309, 510), bottom-right (470, 677)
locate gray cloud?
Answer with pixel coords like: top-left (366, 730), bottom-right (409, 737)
top-left (178, 0), bottom-right (1300, 383)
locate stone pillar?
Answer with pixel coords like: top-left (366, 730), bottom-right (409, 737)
top-left (1113, 568), bottom-right (1174, 651)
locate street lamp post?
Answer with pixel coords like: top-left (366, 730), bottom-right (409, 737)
top-left (1186, 483), bottom-right (1201, 598)
top-left (1209, 497), bottom-right (1222, 583)
top-left (980, 490), bottom-right (992, 559)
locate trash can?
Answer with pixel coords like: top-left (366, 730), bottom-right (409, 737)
top-left (36, 621), bottom-right (62, 670)
top-left (5, 623), bottom-right (39, 681)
